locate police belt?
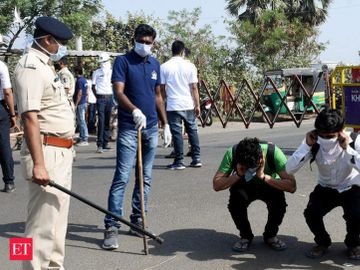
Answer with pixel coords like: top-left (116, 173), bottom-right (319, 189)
top-left (42, 134), bottom-right (73, 149)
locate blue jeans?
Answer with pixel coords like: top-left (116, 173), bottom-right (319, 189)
top-left (96, 96), bottom-right (113, 148)
top-left (0, 103), bottom-right (14, 184)
top-left (104, 125), bottom-right (158, 228)
top-left (76, 103), bottom-right (88, 141)
top-left (167, 110), bottom-right (201, 164)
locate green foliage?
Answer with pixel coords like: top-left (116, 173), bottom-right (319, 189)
top-left (0, 0), bottom-right (101, 52)
top-left (156, 8), bottom-right (247, 93)
top-left (226, 0), bottom-right (332, 27)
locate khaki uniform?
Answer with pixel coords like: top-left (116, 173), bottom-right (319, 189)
top-left (58, 66), bottom-right (75, 99)
top-left (14, 48), bottom-right (75, 270)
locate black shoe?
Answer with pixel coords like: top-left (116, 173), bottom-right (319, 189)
top-left (2, 183), bottom-right (15, 193)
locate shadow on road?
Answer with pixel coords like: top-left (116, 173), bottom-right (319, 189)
top-left (148, 229), bottom-right (358, 270)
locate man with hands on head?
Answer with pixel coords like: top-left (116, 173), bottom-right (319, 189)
top-left (286, 107), bottom-right (360, 260)
top-left (102, 24), bottom-right (171, 250)
top-left (213, 137), bottom-right (296, 252)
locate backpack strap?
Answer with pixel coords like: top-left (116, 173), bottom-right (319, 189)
top-left (266, 143), bottom-right (276, 173)
top-left (231, 144), bottom-right (238, 172)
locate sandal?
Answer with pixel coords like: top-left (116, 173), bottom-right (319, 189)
top-left (306, 245), bottom-right (328, 258)
top-left (348, 246), bottom-right (360, 260)
top-left (266, 237), bottom-right (287, 251)
top-left (232, 238), bottom-right (251, 252)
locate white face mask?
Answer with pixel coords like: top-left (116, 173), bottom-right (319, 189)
top-left (134, 41), bottom-right (152, 57)
top-left (33, 36), bottom-right (68, 61)
top-left (318, 136), bottom-right (338, 153)
top-left (317, 136), bottom-right (343, 164)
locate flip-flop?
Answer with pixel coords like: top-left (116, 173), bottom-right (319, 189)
top-left (266, 237), bottom-right (287, 251)
top-left (348, 246), bottom-right (360, 260)
top-left (306, 245), bottom-right (328, 258)
top-left (232, 238), bottom-right (251, 252)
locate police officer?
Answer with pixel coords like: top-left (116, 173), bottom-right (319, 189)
top-left (55, 56), bottom-right (75, 99)
top-left (0, 59), bottom-right (16, 193)
top-left (14, 16), bottom-right (74, 270)
top-left (92, 52), bottom-right (113, 153)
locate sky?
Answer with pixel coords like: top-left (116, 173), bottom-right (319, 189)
top-left (103, 0), bottom-right (360, 65)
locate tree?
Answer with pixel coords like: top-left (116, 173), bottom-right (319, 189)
top-left (157, 8), bottom-right (247, 91)
top-left (84, 11), bottom-right (159, 53)
top-left (229, 10), bottom-right (325, 73)
top-left (0, 0), bottom-right (102, 56)
top-left (226, 0), bottom-right (330, 75)
top-left (226, 0), bottom-right (331, 26)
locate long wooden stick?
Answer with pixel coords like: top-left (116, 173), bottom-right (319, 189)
top-left (137, 129), bottom-right (149, 255)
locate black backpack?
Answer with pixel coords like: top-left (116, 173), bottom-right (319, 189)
top-left (310, 132), bottom-right (358, 164)
top-left (232, 142), bottom-right (276, 173)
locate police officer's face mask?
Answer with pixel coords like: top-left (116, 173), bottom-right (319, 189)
top-left (134, 41), bottom-right (153, 58)
top-left (34, 36), bottom-right (68, 62)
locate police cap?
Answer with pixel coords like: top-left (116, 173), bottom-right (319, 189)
top-left (34, 16), bottom-right (73, 41)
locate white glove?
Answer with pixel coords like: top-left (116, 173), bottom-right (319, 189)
top-left (132, 108), bottom-right (146, 130)
top-left (163, 124), bottom-right (172, 148)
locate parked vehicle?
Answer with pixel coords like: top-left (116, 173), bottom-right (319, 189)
top-left (261, 68), bottom-right (327, 121)
top-left (200, 98), bottom-right (213, 126)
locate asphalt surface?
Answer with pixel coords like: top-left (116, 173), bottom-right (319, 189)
top-left (1, 119), bottom-right (359, 270)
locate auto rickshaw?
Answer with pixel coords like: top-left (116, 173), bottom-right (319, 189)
top-left (261, 68), bottom-right (327, 120)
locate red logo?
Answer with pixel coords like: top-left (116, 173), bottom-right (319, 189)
top-left (9, 238), bottom-right (32, 260)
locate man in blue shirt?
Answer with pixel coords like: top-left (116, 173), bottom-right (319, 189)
top-left (74, 66), bottom-right (89, 145)
top-left (102, 24), bottom-right (172, 250)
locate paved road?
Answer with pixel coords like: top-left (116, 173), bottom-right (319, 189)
top-left (1, 120), bottom-right (359, 270)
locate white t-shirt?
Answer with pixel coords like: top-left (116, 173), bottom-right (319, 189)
top-left (160, 56), bottom-right (198, 111)
top-left (0, 60), bottom-right (12, 100)
top-left (92, 67), bottom-right (112, 95)
top-left (87, 79), bottom-right (96, 104)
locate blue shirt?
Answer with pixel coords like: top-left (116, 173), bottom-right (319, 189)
top-left (111, 50), bottom-right (161, 129)
top-left (74, 76), bottom-right (88, 105)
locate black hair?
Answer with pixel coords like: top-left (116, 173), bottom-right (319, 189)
top-left (134, 24), bottom-right (156, 40)
top-left (58, 57), bottom-right (67, 65)
top-left (171, 40), bottom-right (185, 56)
top-left (314, 106), bottom-right (344, 133)
top-left (74, 66), bottom-right (83, 75)
top-left (233, 137), bottom-right (261, 168)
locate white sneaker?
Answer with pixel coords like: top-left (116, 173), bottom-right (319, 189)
top-left (97, 147), bottom-right (104, 153)
top-left (76, 141), bottom-right (89, 146)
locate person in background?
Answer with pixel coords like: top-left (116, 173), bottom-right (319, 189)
top-left (55, 56), bottom-right (75, 100)
top-left (92, 53), bottom-right (113, 153)
top-left (0, 59), bottom-right (16, 193)
top-left (160, 40), bottom-right (201, 170)
top-left (74, 66), bottom-right (89, 146)
top-left (87, 71), bottom-right (97, 134)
